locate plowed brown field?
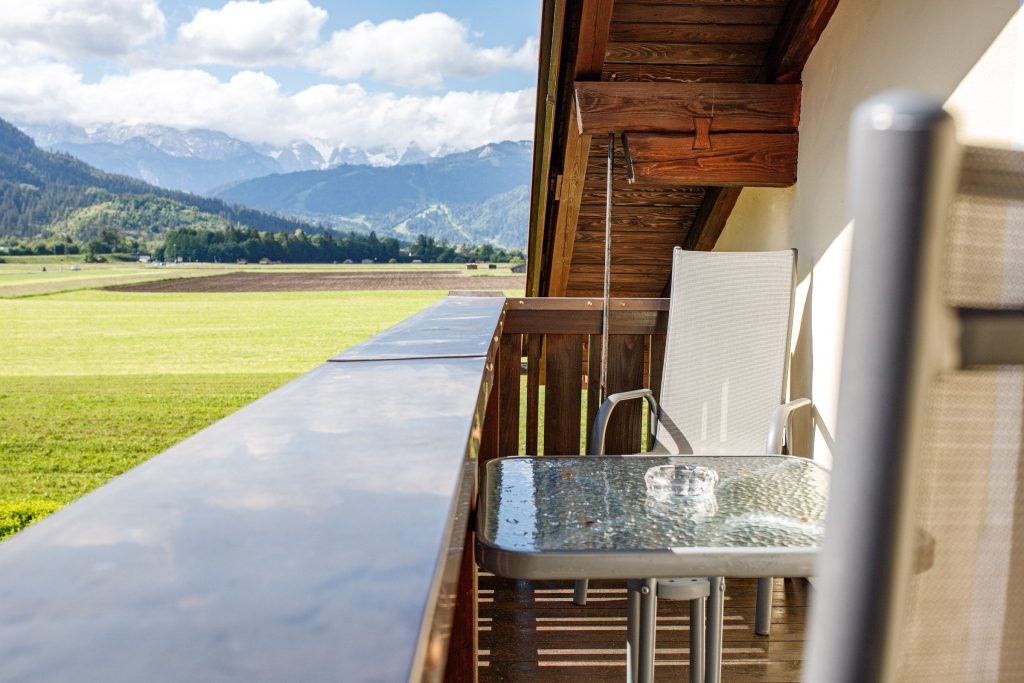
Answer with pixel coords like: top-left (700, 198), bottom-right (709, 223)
top-left (111, 270), bottom-right (526, 293)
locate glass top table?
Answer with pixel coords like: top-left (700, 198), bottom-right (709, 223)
top-left (476, 455), bottom-right (829, 579)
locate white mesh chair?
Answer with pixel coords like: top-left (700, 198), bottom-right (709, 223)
top-left (804, 92), bottom-right (1024, 682)
top-left (578, 247), bottom-right (811, 679)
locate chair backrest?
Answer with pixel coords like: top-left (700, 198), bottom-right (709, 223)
top-left (803, 91), bottom-right (1024, 683)
top-left (654, 248), bottom-right (796, 455)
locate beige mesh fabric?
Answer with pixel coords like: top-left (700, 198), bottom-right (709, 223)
top-left (897, 369), bottom-right (1024, 682)
top-left (653, 249), bottom-right (795, 455)
top-left (896, 145), bottom-right (1024, 681)
top-left (947, 146), bottom-right (1024, 309)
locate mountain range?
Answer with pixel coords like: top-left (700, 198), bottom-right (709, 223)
top-left (17, 121), bottom-right (461, 194)
top-left (16, 122), bottom-right (532, 249)
top-left (0, 118), bottom-right (312, 242)
top-left (213, 141), bottom-right (532, 248)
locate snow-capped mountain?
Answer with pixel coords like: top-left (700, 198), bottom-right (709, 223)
top-left (13, 121), bottom-right (479, 194)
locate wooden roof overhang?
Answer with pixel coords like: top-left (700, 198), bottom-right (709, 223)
top-left (525, 0), bottom-right (841, 298)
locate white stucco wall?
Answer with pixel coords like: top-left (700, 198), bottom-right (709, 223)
top-left (714, 0), bottom-right (1023, 466)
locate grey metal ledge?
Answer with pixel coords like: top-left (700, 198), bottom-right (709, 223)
top-left (331, 295), bottom-right (506, 362)
top-left (0, 295), bottom-right (506, 683)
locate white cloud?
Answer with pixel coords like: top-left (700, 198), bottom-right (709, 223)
top-left (0, 60), bottom-right (536, 152)
top-left (176, 0), bottom-right (327, 65)
top-left (309, 12), bottom-right (537, 88)
top-left (0, 4), bottom-right (538, 152)
top-left (0, 0), bottom-right (165, 57)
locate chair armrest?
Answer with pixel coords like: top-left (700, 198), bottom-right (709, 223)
top-left (589, 389), bottom-right (659, 456)
top-left (765, 398), bottom-right (812, 455)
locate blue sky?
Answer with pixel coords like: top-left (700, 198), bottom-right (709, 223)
top-left (0, 0), bottom-right (541, 152)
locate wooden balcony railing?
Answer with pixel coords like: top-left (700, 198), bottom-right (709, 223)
top-left (483, 296), bottom-right (670, 460)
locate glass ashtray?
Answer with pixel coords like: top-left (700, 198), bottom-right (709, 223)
top-left (644, 464), bottom-right (719, 499)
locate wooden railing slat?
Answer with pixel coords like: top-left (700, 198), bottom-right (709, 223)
top-left (586, 335), bottom-right (603, 454)
top-left (498, 334), bottom-right (522, 457)
top-left (604, 334), bottom-right (646, 455)
top-left (543, 334), bottom-right (584, 454)
top-left (525, 335), bottom-right (542, 455)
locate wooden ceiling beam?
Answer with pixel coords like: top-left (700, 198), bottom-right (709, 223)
top-left (575, 82), bottom-right (801, 135)
top-left (545, 0), bottom-right (615, 297)
top-left (624, 132), bottom-right (798, 187)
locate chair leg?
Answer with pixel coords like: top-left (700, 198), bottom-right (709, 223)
top-left (573, 579), bottom-right (589, 606)
top-left (637, 579), bottom-right (657, 683)
top-left (705, 576), bottom-right (725, 683)
top-left (689, 596), bottom-right (706, 683)
top-left (755, 577), bottom-right (773, 635)
top-left (626, 580), bottom-right (642, 683)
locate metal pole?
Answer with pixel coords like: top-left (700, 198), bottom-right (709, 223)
top-left (600, 133), bottom-right (613, 399)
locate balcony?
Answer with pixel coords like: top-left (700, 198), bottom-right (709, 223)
top-left (0, 293), bottom-right (810, 682)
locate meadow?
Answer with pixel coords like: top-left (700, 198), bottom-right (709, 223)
top-left (0, 278), bottom-right (466, 539)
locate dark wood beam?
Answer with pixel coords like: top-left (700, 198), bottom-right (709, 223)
top-left (761, 0), bottom-right (842, 83)
top-left (575, 82), bottom-right (801, 135)
top-left (525, 0), bottom-right (567, 297)
top-left (683, 187), bottom-right (743, 251)
top-left (546, 0), bottom-right (615, 297)
top-left (625, 133), bottom-right (798, 187)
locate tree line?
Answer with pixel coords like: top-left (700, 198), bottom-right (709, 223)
top-left (2, 226), bottom-right (525, 265)
top-left (156, 227), bottom-right (523, 264)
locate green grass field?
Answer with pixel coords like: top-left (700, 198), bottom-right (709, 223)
top-left (0, 287), bottom-right (446, 539)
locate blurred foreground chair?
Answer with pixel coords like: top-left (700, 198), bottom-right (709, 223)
top-left (575, 246), bottom-right (811, 658)
top-left (805, 91), bottom-right (1024, 682)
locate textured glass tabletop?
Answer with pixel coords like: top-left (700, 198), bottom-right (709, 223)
top-left (476, 456), bottom-right (830, 579)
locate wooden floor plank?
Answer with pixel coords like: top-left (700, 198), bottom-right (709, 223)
top-left (478, 575), bottom-right (807, 682)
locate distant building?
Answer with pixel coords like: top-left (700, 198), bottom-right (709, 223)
top-left (361, 259), bottom-right (374, 264)
top-left (511, 263), bottom-right (526, 273)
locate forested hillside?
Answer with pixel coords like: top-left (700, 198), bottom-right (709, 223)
top-left (0, 118), bottom-right (311, 241)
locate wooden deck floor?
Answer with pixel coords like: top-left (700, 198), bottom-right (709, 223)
top-left (479, 575), bottom-right (808, 682)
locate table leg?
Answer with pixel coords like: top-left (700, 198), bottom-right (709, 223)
top-left (705, 577), bottom-right (724, 683)
top-left (637, 578), bottom-right (657, 683)
top-left (689, 596), bottom-right (705, 683)
top-left (755, 577), bottom-right (773, 635)
top-left (626, 580), bottom-right (641, 683)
